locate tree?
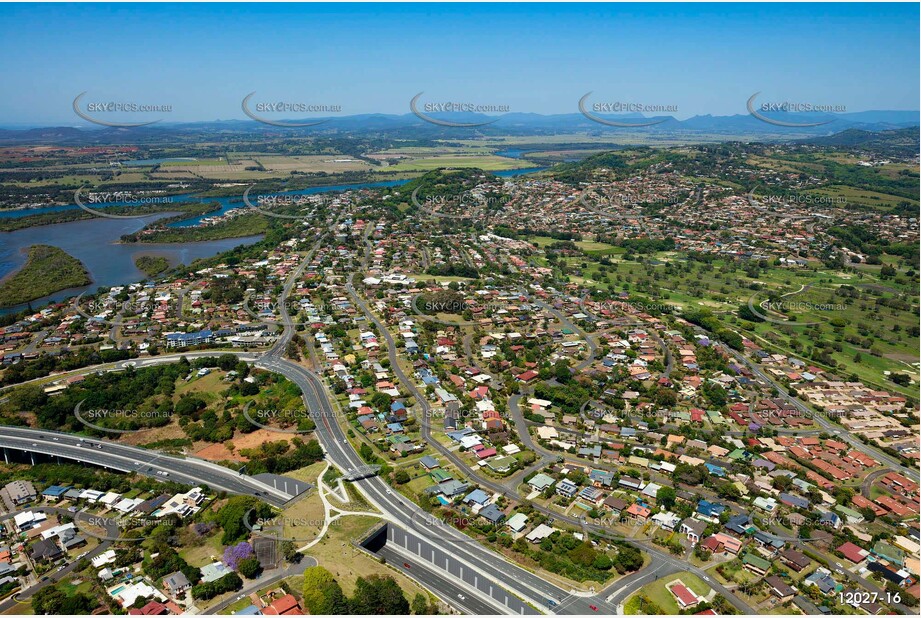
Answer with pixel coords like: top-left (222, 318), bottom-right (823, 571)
top-left (394, 469), bottom-right (411, 484)
top-left (411, 593), bottom-right (429, 615)
top-left (613, 544), bottom-right (644, 573)
top-left (280, 540), bottom-right (302, 563)
top-left (223, 541), bottom-right (254, 570)
top-left (656, 486), bottom-right (677, 510)
top-left (302, 566), bottom-right (347, 614)
top-left (351, 575), bottom-right (410, 615)
top-left (238, 556), bottom-right (262, 579)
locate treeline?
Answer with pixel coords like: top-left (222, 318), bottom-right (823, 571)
top-left (618, 237), bottom-right (675, 254)
top-left (301, 567), bottom-right (412, 615)
top-left (425, 263), bottom-right (479, 278)
top-left (0, 346), bottom-right (133, 387)
top-left (682, 308), bottom-right (743, 351)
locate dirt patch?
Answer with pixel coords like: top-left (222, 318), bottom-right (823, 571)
top-left (883, 352), bottom-right (920, 363)
top-left (193, 428), bottom-right (295, 462)
top-left (116, 424), bottom-right (189, 446)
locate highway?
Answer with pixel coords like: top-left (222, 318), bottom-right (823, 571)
top-left (0, 424), bottom-right (294, 508)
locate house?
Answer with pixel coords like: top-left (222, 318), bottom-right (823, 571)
top-left (556, 479), bottom-right (578, 498)
top-left (1, 480), bottom-right (37, 508)
top-left (604, 496), bottom-right (628, 516)
top-left (696, 500), bottom-right (726, 522)
top-left (420, 456), bottom-right (440, 470)
top-left (463, 489), bottom-right (490, 507)
top-left (263, 594), bottom-right (304, 615)
top-left (618, 476), bottom-right (643, 490)
top-left (679, 519), bottom-right (708, 545)
top-left (506, 513), bottom-right (529, 533)
top-left (162, 571), bottom-right (191, 596)
top-left (479, 504), bottom-right (505, 525)
top-left (200, 562), bottom-right (232, 583)
top-left (765, 575), bottom-right (795, 602)
top-left (30, 538), bottom-right (63, 562)
top-left (779, 548), bottom-right (811, 572)
top-left (625, 503), bottom-right (651, 521)
top-left (527, 473), bottom-right (555, 492)
top-left (41, 485), bottom-right (72, 501)
top-left (779, 492), bottom-right (810, 510)
top-left (652, 512), bottom-right (681, 531)
top-left (165, 329), bottom-right (213, 348)
top-left (526, 524), bottom-right (555, 543)
top-left (837, 541), bottom-right (868, 564)
top-left (127, 601), bottom-right (171, 616)
top-left (741, 553), bottom-right (771, 576)
top-left (725, 514), bottom-right (753, 536)
top-left (804, 568), bottom-right (838, 595)
top-left (668, 582), bottom-right (700, 609)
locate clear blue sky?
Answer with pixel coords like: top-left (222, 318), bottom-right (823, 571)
top-left (1, 2), bottom-right (918, 124)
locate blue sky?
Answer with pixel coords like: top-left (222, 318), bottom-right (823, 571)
top-left (1, 2), bottom-right (918, 124)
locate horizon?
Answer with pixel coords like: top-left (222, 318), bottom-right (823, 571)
top-left (1, 2), bottom-right (918, 125)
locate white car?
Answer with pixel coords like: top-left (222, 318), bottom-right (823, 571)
top-left (457, 594), bottom-right (465, 601)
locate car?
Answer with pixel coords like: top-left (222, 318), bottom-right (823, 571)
top-left (52, 437), bottom-right (59, 441)
top-left (457, 594), bottom-right (465, 601)
top-left (702, 575), bottom-right (711, 582)
top-left (547, 600), bottom-right (558, 608)
top-left (403, 562), bottom-right (411, 569)
top-left (386, 489), bottom-right (393, 495)
top-left (589, 605), bottom-right (598, 611)
top-left (32, 443), bottom-right (37, 447)
top-left (95, 444), bottom-right (103, 449)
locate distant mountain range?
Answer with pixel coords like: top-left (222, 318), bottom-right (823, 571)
top-left (0, 110), bottom-right (917, 145)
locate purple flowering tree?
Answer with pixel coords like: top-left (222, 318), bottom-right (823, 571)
top-left (223, 541), bottom-right (254, 570)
